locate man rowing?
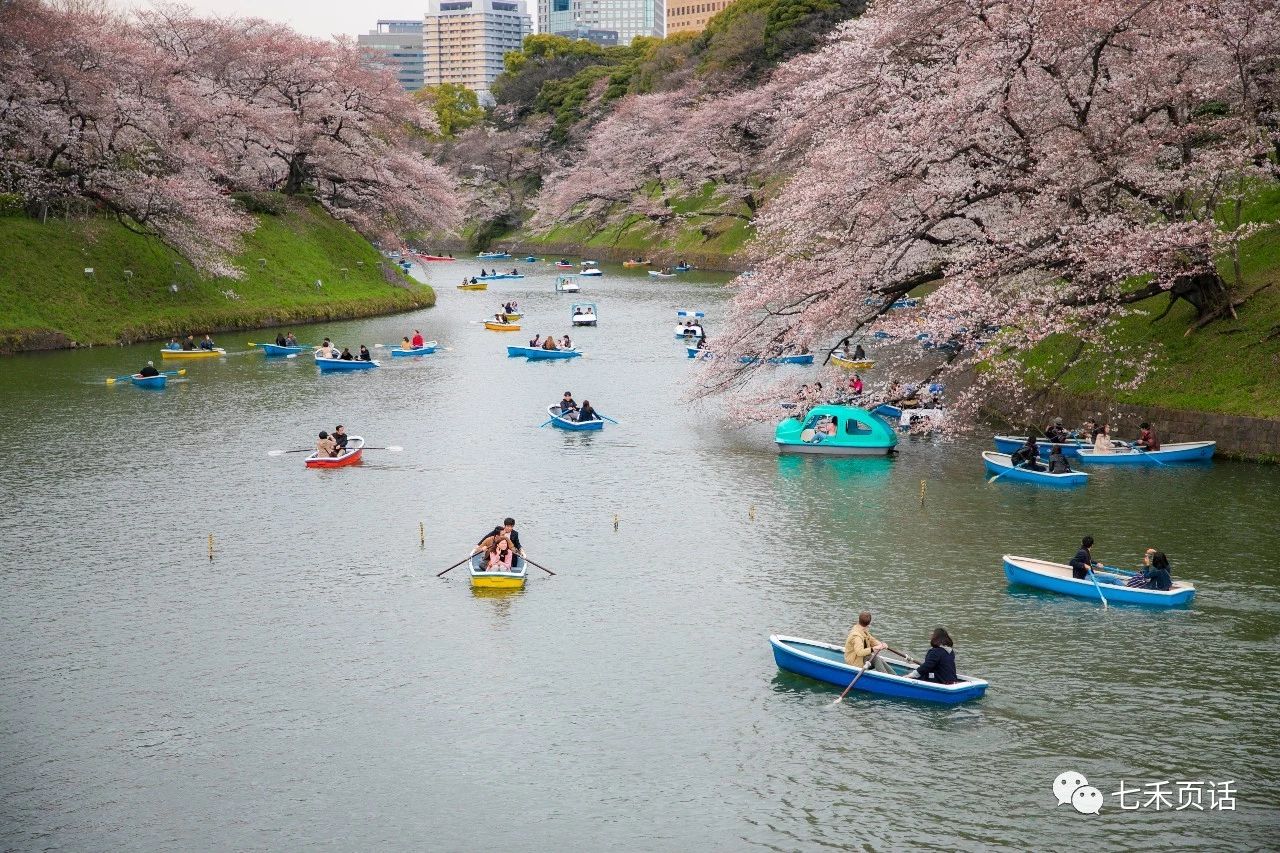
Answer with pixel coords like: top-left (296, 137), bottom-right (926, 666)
top-left (139, 361), bottom-right (160, 377)
top-left (332, 425), bottom-right (349, 451)
top-left (475, 517), bottom-right (523, 557)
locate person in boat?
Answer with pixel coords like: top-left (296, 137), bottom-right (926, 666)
top-left (905, 627), bottom-right (959, 684)
top-left (182, 335), bottom-right (197, 350)
top-left (476, 518), bottom-right (522, 558)
top-left (850, 374), bottom-right (864, 396)
top-left (1137, 421), bottom-right (1161, 451)
top-left (469, 277), bottom-right (478, 285)
top-left (166, 337), bottom-right (181, 350)
top-left (853, 343), bottom-right (867, 360)
top-left (529, 334), bottom-right (541, 348)
top-left (1070, 535), bottom-right (1101, 580)
top-left (561, 334), bottom-right (572, 349)
top-left (401, 336), bottom-right (412, 350)
top-left (316, 431), bottom-right (337, 458)
top-left (844, 612), bottom-right (892, 673)
top-left (488, 537), bottom-right (516, 571)
top-left (1044, 417), bottom-right (1070, 444)
top-left (816, 416), bottom-right (837, 436)
top-left (510, 268), bottom-right (518, 275)
top-left (275, 332), bottom-right (288, 346)
top-left (559, 391), bottom-right (578, 414)
top-left (284, 332), bottom-right (298, 346)
top-left (577, 400), bottom-right (598, 422)
top-left (696, 335), bottom-right (708, 350)
top-left (574, 306), bottom-right (584, 316)
top-left (1010, 436), bottom-right (1044, 470)
top-left (199, 334), bottom-right (215, 350)
top-left (479, 268), bottom-right (487, 277)
top-left (1092, 424), bottom-right (1114, 453)
top-left (411, 330), bottom-right (425, 349)
top-left (332, 425), bottom-right (349, 452)
top-left (542, 336), bottom-right (559, 351)
top-left (316, 338), bottom-right (337, 359)
top-left (339, 347), bottom-right (354, 360)
top-left (139, 361), bottom-right (160, 378)
top-left (1127, 549), bottom-right (1173, 590)
top-left (358, 345), bottom-right (372, 361)
top-left (1047, 444), bottom-right (1072, 474)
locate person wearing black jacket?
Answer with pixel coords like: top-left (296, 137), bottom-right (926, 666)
top-left (332, 425), bottom-right (349, 451)
top-left (577, 400), bottom-right (598, 423)
top-left (907, 628), bottom-right (959, 684)
top-left (1070, 535), bottom-right (1100, 579)
top-left (478, 518), bottom-right (521, 555)
top-left (139, 361), bottom-right (160, 377)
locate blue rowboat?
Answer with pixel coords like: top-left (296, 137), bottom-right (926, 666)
top-left (390, 343), bottom-right (437, 357)
top-left (686, 346), bottom-right (710, 359)
top-left (871, 403), bottom-right (902, 420)
top-left (477, 251), bottom-right (510, 260)
top-left (1002, 555), bottom-right (1196, 607)
top-left (993, 435), bottom-right (1092, 458)
top-left (522, 256), bottom-right (538, 262)
top-left (770, 635), bottom-right (989, 704)
top-left (547, 404), bottom-right (603, 431)
top-left (477, 273), bottom-right (525, 281)
top-left (982, 451), bottom-right (1088, 486)
top-left (775, 405), bottom-right (897, 456)
top-left (316, 356), bottom-right (380, 371)
top-left (1075, 441), bottom-right (1216, 464)
top-left (506, 346), bottom-right (581, 360)
top-left (673, 264), bottom-right (693, 272)
top-left (739, 353), bottom-right (815, 365)
top-left (259, 343), bottom-right (306, 357)
top-left (130, 373), bottom-right (167, 389)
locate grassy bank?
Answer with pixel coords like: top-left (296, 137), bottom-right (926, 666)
top-left (0, 203), bottom-right (434, 353)
top-left (1023, 188), bottom-right (1280, 420)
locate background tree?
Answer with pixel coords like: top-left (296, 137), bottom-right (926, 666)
top-left (416, 83), bottom-right (485, 138)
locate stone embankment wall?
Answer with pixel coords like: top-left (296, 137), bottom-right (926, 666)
top-left (430, 239), bottom-right (747, 273)
top-left (994, 391), bottom-right (1280, 462)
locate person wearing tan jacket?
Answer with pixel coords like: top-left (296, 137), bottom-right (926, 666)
top-left (845, 611), bottom-right (892, 673)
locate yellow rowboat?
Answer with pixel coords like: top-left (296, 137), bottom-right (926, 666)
top-left (503, 312), bottom-right (523, 321)
top-left (160, 347), bottom-right (227, 359)
top-left (457, 283), bottom-right (488, 291)
top-left (469, 553), bottom-right (527, 589)
top-left (831, 355), bottom-right (875, 370)
top-left (622, 259), bottom-right (651, 267)
top-left (484, 321), bottom-right (522, 331)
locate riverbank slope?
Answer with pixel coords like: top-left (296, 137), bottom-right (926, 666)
top-left (0, 204), bottom-right (435, 354)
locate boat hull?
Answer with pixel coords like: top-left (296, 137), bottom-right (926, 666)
top-left (161, 348), bottom-right (225, 359)
top-left (579, 270), bottom-right (602, 277)
top-left (740, 354), bottom-right (815, 365)
top-left (982, 452), bottom-right (1087, 486)
top-left (776, 442), bottom-right (893, 456)
top-left (417, 255), bottom-right (455, 261)
top-left (457, 284), bottom-right (488, 291)
top-left (484, 321), bottom-right (521, 331)
top-left (831, 355), bottom-right (875, 370)
top-left (1076, 441), bottom-right (1216, 464)
top-left (775, 405), bottom-right (898, 456)
top-left (477, 252), bottom-right (510, 260)
top-left (477, 274), bottom-right (525, 281)
top-left (259, 343), bottom-right (305, 357)
top-left (571, 316), bottom-right (597, 326)
top-left (316, 357), bottom-right (379, 371)
top-left (547, 405), bottom-right (604, 431)
top-left (469, 553), bottom-right (527, 589)
top-left (770, 635), bottom-right (988, 704)
top-left (130, 374), bottom-right (167, 389)
top-left (305, 437), bottom-right (365, 468)
top-left (993, 435), bottom-right (1090, 458)
top-left (648, 271), bottom-right (675, 278)
top-left (1002, 556), bottom-right (1195, 607)
top-left (390, 345), bottom-right (437, 357)
top-left (507, 346), bottom-right (581, 360)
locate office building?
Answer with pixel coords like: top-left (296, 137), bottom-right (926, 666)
top-left (357, 20), bottom-right (426, 92)
top-left (424, 0), bottom-right (533, 102)
top-left (539, 0), bottom-right (659, 45)
top-left (666, 0), bottom-right (734, 36)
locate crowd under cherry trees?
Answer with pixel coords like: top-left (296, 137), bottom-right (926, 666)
top-left (0, 0), bottom-right (459, 277)
top-left (536, 0), bottom-right (1280, 423)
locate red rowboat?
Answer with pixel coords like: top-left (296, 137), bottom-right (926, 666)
top-left (304, 436), bottom-right (365, 468)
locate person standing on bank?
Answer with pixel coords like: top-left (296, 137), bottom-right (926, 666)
top-left (844, 611), bottom-right (891, 673)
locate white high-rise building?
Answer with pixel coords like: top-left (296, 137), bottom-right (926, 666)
top-left (423, 0), bottom-right (533, 102)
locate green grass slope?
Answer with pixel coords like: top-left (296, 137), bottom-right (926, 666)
top-left (0, 203), bottom-right (434, 353)
top-left (1024, 187), bottom-right (1280, 419)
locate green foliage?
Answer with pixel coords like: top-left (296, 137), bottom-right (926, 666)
top-left (0, 204), bottom-right (434, 349)
top-left (231, 191), bottom-right (289, 216)
top-left (416, 83), bottom-right (486, 138)
top-left (697, 0), bottom-right (865, 76)
top-left (0, 193), bottom-right (24, 216)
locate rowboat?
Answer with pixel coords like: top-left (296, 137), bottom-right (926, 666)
top-left (305, 436), bottom-right (365, 468)
top-left (622, 259), bottom-right (650, 267)
top-left (477, 273), bottom-right (525, 281)
top-left (259, 343), bottom-right (306, 357)
top-left (484, 320), bottom-right (521, 331)
top-left (580, 267), bottom-right (603, 277)
top-left (1002, 555), bottom-right (1196, 607)
top-left (740, 353), bottom-right (815, 365)
top-left (770, 635), bottom-right (989, 704)
top-left (130, 373), bottom-right (167, 389)
top-left (982, 451), bottom-right (1088, 486)
top-left (316, 356), bottom-right (379, 371)
top-left (686, 345), bottom-right (710, 358)
top-left (554, 262), bottom-right (575, 269)
top-left (648, 270), bottom-right (675, 278)
top-left (547, 404), bottom-right (604, 431)
top-left (477, 251), bottom-right (510, 260)
top-left (469, 552), bottom-right (527, 589)
top-left (673, 264), bottom-right (693, 272)
top-left (507, 345), bottom-right (581, 360)
top-left (571, 302), bottom-right (597, 326)
top-left (993, 435), bottom-right (1092, 458)
top-left (831, 354), bottom-right (875, 370)
top-left (871, 403), bottom-right (902, 420)
top-left (555, 275), bottom-right (581, 293)
top-left (1075, 441), bottom-right (1216, 464)
top-left (522, 256), bottom-right (538, 262)
top-left (161, 347), bottom-right (225, 359)
top-left (390, 342), bottom-right (437, 356)
top-left (416, 254), bottom-right (455, 261)
top-left (775, 405), bottom-right (898, 455)
top-left (457, 283), bottom-right (488, 291)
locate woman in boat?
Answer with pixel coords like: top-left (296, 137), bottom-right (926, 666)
top-left (850, 374), bottom-right (864, 395)
top-left (577, 400), bottom-right (598, 422)
top-left (844, 612), bottom-right (891, 673)
top-left (542, 336), bottom-right (558, 350)
top-left (316, 431), bottom-right (336, 458)
top-left (166, 337), bottom-right (181, 350)
top-left (358, 345), bottom-right (372, 361)
top-left (275, 332), bottom-right (288, 346)
top-left (561, 334), bottom-right (572, 349)
top-left (412, 330), bottom-right (425, 348)
top-left (1127, 549), bottom-right (1173, 590)
top-left (402, 336), bottom-right (412, 350)
top-left (1048, 444), bottom-right (1072, 474)
top-left (339, 347), bottom-right (355, 360)
top-left (906, 628), bottom-right (959, 684)
top-left (853, 343), bottom-right (867, 360)
top-left (529, 334), bottom-right (541, 348)
top-left (1069, 535), bottom-right (1101, 580)
top-left (488, 537), bottom-right (516, 571)
top-left (200, 334), bottom-right (216, 350)
top-left (285, 332), bottom-right (298, 346)
top-left (1092, 424), bottom-right (1114, 453)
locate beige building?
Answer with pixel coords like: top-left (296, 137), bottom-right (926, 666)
top-left (423, 0), bottom-right (533, 103)
top-left (666, 0), bottom-right (734, 35)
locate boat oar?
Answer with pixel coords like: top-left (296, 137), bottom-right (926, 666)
top-left (161, 369), bottom-right (186, 377)
top-left (831, 651), bottom-right (879, 706)
top-left (537, 419), bottom-right (553, 428)
top-left (987, 458), bottom-right (1025, 484)
top-left (886, 646), bottom-right (921, 665)
top-left (267, 448), bottom-right (311, 456)
top-left (362, 445), bottom-right (404, 451)
top-left (1130, 445), bottom-right (1168, 467)
top-left (1086, 568), bottom-right (1109, 610)
top-left (522, 556), bottom-right (557, 576)
top-left (437, 554), bottom-right (474, 577)
top-left (597, 414), bottom-right (620, 425)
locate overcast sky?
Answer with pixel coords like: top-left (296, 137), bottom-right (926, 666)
top-left (114, 0), bottom-right (438, 40)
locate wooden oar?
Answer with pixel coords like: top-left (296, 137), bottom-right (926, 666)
top-left (267, 448), bottom-right (311, 456)
top-left (362, 445), bottom-right (404, 451)
top-left (1129, 445), bottom-right (1168, 467)
top-left (886, 646), bottom-right (921, 665)
top-left (522, 555), bottom-right (557, 576)
top-left (597, 414), bottom-right (620, 424)
top-left (537, 419), bottom-right (554, 428)
top-left (831, 651), bottom-right (879, 706)
top-left (437, 554), bottom-right (473, 577)
top-left (1086, 569), bottom-right (1109, 610)
top-left (987, 458), bottom-right (1025, 484)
